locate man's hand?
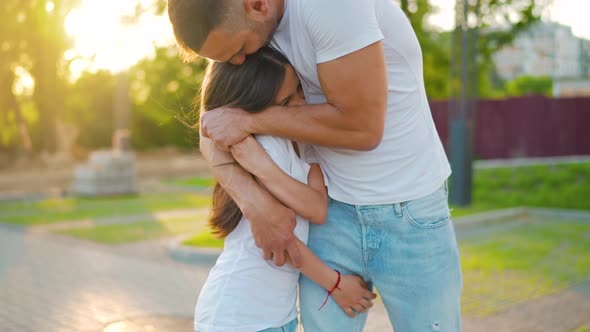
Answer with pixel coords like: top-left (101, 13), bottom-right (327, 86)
top-left (200, 107), bottom-right (252, 151)
top-left (245, 191), bottom-right (302, 267)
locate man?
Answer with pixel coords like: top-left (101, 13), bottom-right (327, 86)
top-left (168, 0), bottom-right (462, 330)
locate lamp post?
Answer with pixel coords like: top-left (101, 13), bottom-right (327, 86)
top-left (449, 0), bottom-right (479, 206)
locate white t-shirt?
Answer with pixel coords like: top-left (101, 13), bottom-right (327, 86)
top-left (270, 0), bottom-right (451, 205)
top-left (194, 135), bottom-right (311, 332)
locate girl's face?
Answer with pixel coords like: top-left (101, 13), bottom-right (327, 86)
top-left (274, 65), bottom-right (306, 107)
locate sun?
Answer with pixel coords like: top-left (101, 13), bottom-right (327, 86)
top-left (65, 0), bottom-right (174, 76)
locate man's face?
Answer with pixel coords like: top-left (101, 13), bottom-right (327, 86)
top-left (198, 25), bottom-right (272, 65)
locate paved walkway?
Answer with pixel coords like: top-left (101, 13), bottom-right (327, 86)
top-left (2, 217), bottom-right (590, 331)
top-left (0, 225), bottom-right (207, 332)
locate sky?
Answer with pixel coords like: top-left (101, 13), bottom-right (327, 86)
top-left (64, 0), bottom-right (590, 75)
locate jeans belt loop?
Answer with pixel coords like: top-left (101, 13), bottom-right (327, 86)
top-left (393, 202), bottom-right (403, 217)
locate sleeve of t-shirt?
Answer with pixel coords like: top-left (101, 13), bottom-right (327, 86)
top-left (297, 143), bottom-right (318, 164)
top-left (297, 143), bottom-right (329, 188)
top-left (305, 0), bottom-right (384, 64)
top-left (254, 135), bottom-right (292, 175)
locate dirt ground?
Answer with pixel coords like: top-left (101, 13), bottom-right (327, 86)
top-left (0, 148), bottom-right (211, 199)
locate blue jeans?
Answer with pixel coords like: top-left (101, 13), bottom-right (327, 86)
top-left (259, 318), bottom-right (298, 332)
top-left (299, 184), bottom-right (462, 332)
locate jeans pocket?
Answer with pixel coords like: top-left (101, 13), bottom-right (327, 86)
top-left (402, 185), bottom-right (450, 229)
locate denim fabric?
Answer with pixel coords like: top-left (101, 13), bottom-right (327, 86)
top-left (259, 318), bottom-right (298, 332)
top-left (299, 184), bottom-right (462, 331)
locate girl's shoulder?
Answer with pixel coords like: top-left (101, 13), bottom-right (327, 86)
top-left (254, 135), bottom-right (295, 172)
top-left (254, 135), bottom-right (291, 152)
top-left (254, 135), bottom-right (295, 157)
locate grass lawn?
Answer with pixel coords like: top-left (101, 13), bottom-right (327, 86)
top-left (182, 228), bottom-right (224, 248)
top-left (0, 193), bottom-right (211, 225)
top-left (58, 214), bottom-right (210, 244)
top-left (169, 177), bottom-right (214, 188)
top-left (460, 219), bottom-right (590, 316)
top-left (453, 162), bottom-right (590, 215)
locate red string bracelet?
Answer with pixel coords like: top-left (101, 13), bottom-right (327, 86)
top-left (318, 269), bottom-right (342, 310)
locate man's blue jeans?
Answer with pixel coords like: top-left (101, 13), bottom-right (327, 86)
top-left (300, 184), bottom-right (462, 331)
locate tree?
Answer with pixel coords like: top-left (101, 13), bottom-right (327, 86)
top-left (0, 0), bottom-right (33, 156)
top-left (0, 0), bottom-right (80, 156)
top-left (27, 0), bottom-right (79, 154)
top-left (64, 70), bottom-right (116, 149)
top-left (129, 46), bottom-right (207, 149)
top-left (399, 0), bottom-right (452, 99)
top-left (505, 75), bottom-right (553, 96)
top-left (398, 0), bottom-right (547, 99)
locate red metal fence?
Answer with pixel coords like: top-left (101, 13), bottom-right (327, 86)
top-left (430, 96), bottom-right (590, 160)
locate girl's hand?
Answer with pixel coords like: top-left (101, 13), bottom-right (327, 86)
top-left (330, 274), bottom-right (377, 318)
top-left (230, 136), bottom-right (275, 176)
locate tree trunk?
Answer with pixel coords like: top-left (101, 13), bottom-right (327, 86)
top-left (0, 68), bottom-right (33, 156)
top-left (31, 44), bottom-right (60, 154)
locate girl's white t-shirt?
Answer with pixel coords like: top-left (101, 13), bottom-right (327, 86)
top-left (194, 135), bottom-right (311, 332)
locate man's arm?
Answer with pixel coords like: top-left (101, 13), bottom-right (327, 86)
top-left (199, 134), bottom-right (302, 267)
top-left (253, 42), bottom-right (388, 150)
top-left (200, 42), bottom-right (388, 151)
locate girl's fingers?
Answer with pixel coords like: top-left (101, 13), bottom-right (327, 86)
top-left (358, 278), bottom-right (368, 288)
top-left (359, 298), bottom-right (373, 309)
top-left (344, 307), bottom-right (356, 318)
top-left (361, 290), bottom-right (375, 300)
top-left (353, 304), bottom-right (367, 313)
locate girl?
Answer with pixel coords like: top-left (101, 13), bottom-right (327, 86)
top-left (194, 47), bottom-right (375, 332)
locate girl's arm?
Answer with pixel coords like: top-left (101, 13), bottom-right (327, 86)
top-left (232, 137), bottom-right (375, 315)
top-left (230, 136), bottom-right (328, 224)
top-left (287, 238), bottom-right (376, 318)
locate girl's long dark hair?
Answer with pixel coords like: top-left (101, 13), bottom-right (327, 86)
top-left (200, 47), bottom-right (290, 238)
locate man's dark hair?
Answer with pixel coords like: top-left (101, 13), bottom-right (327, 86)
top-left (168, 0), bottom-right (233, 62)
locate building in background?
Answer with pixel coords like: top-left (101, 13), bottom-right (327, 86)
top-left (494, 22), bottom-right (588, 80)
top-left (494, 22), bottom-right (590, 97)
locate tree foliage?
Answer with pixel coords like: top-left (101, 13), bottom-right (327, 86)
top-left (0, 0), bottom-right (79, 156)
top-left (0, 0), bottom-right (552, 157)
top-left (129, 46), bottom-right (207, 149)
top-left (505, 75), bottom-right (553, 97)
top-left (400, 0), bottom-right (546, 99)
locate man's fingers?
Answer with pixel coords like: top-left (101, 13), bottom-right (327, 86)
top-left (272, 250), bottom-right (286, 267)
top-left (262, 248), bottom-right (273, 261)
top-left (214, 140), bottom-right (230, 153)
top-left (200, 124), bottom-right (210, 138)
top-left (286, 242), bottom-right (302, 269)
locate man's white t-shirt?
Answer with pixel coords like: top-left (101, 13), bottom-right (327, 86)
top-left (194, 135), bottom-right (311, 332)
top-left (271, 0), bottom-right (451, 205)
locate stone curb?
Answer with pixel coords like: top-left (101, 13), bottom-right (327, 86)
top-left (527, 207), bottom-right (590, 221)
top-left (166, 236), bottom-right (222, 266)
top-left (168, 206), bottom-right (590, 266)
top-left (452, 207), bottom-right (529, 228)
